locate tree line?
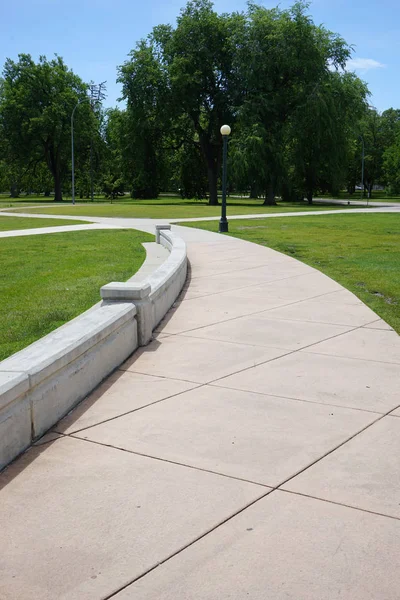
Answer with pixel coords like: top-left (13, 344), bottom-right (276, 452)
top-left (1, 0), bottom-right (399, 204)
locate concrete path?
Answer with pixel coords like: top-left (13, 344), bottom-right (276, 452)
top-left (1, 221), bottom-right (400, 599)
top-left (0, 204), bottom-right (399, 240)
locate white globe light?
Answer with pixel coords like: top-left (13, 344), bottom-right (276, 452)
top-left (220, 124), bottom-right (231, 136)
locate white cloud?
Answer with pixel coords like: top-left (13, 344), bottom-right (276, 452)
top-left (347, 58), bottom-right (386, 72)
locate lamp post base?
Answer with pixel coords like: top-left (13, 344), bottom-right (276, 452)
top-left (219, 219), bottom-right (229, 233)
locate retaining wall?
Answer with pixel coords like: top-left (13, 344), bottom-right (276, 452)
top-left (0, 227), bottom-right (187, 470)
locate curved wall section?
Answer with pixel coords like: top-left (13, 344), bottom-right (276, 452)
top-left (0, 226), bottom-right (187, 470)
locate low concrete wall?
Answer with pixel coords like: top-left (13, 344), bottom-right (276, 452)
top-left (0, 227), bottom-right (187, 470)
top-left (101, 228), bottom-right (187, 343)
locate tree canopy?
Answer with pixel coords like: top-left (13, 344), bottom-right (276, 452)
top-left (0, 1), bottom-right (399, 203)
top-left (0, 54), bottom-right (98, 201)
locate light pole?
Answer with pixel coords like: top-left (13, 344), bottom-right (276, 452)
top-left (71, 98), bottom-right (89, 205)
top-left (219, 124), bottom-right (231, 233)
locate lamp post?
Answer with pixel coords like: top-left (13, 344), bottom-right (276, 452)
top-left (219, 124), bottom-right (231, 233)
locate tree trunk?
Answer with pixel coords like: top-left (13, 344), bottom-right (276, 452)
top-left (44, 189), bottom-right (51, 197)
top-left (53, 170), bottom-right (63, 202)
top-left (263, 181), bottom-right (276, 206)
top-left (198, 132), bottom-right (219, 206)
top-left (307, 191), bottom-right (313, 205)
top-left (10, 181), bottom-right (19, 198)
top-left (207, 164), bottom-right (218, 205)
top-left (249, 184), bottom-right (258, 199)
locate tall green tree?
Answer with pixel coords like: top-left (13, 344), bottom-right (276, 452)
top-left (382, 110), bottom-right (400, 194)
top-left (120, 0), bottom-right (244, 203)
top-left (358, 108), bottom-right (386, 198)
top-left (231, 2), bottom-right (363, 204)
top-left (119, 41), bottom-right (168, 198)
top-left (0, 54), bottom-right (92, 201)
top-left (289, 71), bottom-right (368, 203)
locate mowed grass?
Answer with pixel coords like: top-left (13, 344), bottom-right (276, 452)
top-left (317, 191), bottom-right (400, 203)
top-left (0, 216), bottom-right (89, 231)
top-left (0, 229), bottom-right (152, 360)
top-left (182, 213), bottom-right (400, 333)
top-left (11, 197), bottom-right (358, 219)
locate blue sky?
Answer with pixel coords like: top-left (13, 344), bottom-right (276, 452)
top-left (1, 0), bottom-right (398, 112)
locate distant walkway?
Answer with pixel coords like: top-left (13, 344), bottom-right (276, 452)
top-left (0, 204), bottom-right (399, 240)
top-left (1, 221), bottom-right (400, 599)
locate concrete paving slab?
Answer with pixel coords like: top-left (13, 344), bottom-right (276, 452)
top-left (181, 264), bottom-right (312, 301)
top-left (307, 328), bottom-right (400, 364)
top-left (156, 290), bottom-right (288, 334)
top-left (0, 436), bottom-right (264, 600)
top-left (314, 288), bottom-right (366, 305)
top-left (186, 256), bottom-right (272, 279)
top-left (121, 335), bottom-right (286, 384)
top-left (77, 385), bottom-right (376, 486)
top-left (33, 432), bottom-right (62, 445)
top-left (2, 215), bottom-right (399, 600)
top-left (113, 491), bottom-right (400, 600)
top-left (53, 371), bottom-right (197, 434)
top-left (181, 314), bottom-right (353, 350)
top-left (285, 416), bottom-right (400, 518)
top-left (265, 295), bottom-right (378, 326)
top-left (229, 271), bottom-right (342, 298)
top-left (214, 351), bottom-right (400, 412)
top-left (363, 318), bottom-right (394, 331)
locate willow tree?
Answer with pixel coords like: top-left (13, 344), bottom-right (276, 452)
top-left (231, 2), bottom-right (358, 204)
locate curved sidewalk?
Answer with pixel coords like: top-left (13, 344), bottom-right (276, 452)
top-left (1, 224), bottom-right (400, 599)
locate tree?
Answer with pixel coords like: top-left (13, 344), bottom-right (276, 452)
top-left (120, 0), bottom-right (244, 204)
top-left (0, 54), bottom-right (92, 201)
top-left (231, 3), bottom-right (365, 204)
top-left (382, 112), bottom-right (400, 194)
top-left (358, 108), bottom-right (386, 198)
top-left (289, 71), bottom-right (368, 203)
top-left (118, 41), bottom-right (168, 198)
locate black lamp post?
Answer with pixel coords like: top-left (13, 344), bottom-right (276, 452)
top-left (219, 124), bottom-right (231, 233)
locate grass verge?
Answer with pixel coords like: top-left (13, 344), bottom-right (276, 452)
top-left (0, 216), bottom-right (89, 231)
top-left (0, 229), bottom-right (152, 361)
top-left (181, 213), bottom-right (400, 333)
top-left (11, 197), bottom-right (358, 219)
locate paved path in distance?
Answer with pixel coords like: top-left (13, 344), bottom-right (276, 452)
top-left (1, 218), bottom-right (400, 599)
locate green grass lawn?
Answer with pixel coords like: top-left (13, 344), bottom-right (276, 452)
top-left (317, 191), bottom-right (400, 203)
top-left (11, 197), bottom-right (358, 219)
top-left (0, 216), bottom-right (89, 231)
top-left (0, 193), bottom-right (106, 208)
top-left (0, 229), bottom-right (152, 361)
top-left (181, 213), bottom-right (400, 333)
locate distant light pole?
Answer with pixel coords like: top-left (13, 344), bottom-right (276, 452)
top-left (219, 124), bottom-right (231, 233)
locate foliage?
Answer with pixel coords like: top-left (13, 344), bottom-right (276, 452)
top-left (288, 71), bottom-right (368, 203)
top-left (0, 54), bottom-right (96, 201)
top-left (0, 2), bottom-right (399, 203)
top-left (382, 110), bottom-right (400, 194)
top-left (119, 0), bottom-right (244, 203)
top-left (118, 1), bottom-right (371, 204)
